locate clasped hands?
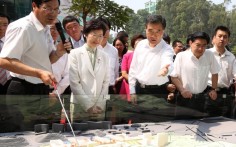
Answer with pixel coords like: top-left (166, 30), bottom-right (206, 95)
top-left (87, 105), bottom-right (103, 117)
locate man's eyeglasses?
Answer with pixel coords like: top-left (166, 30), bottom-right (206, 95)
top-left (42, 7), bottom-right (61, 14)
top-left (194, 43), bottom-right (207, 49)
top-left (147, 29), bottom-right (163, 35)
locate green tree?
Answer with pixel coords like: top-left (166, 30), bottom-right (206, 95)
top-left (207, 4), bottom-right (229, 36)
top-left (126, 9), bottom-right (149, 39)
top-left (68, 0), bottom-right (134, 31)
top-left (229, 7), bottom-right (236, 53)
top-left (156, 0), bottom-right (230, 43)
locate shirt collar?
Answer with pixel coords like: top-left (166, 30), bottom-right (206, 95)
top-left (30, 12), bottom-right (46, 32)
top-left (71, 34), bottom-right (84, 43)
top-left (188, 48), bottom-right (202, 59)
top-left (145, 39), bottom-right (164, 51)
top-left (85, 44), bottom-right (96, 53)
top-left (0, 36), bottom-right (5, 42)
top-left (212, 46), bottom-right (230, 57)
top-left (98, 42), bottom-right (108, 49)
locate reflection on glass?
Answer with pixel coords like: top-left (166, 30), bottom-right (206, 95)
top-left (0, 94), bottom-right (234, 132)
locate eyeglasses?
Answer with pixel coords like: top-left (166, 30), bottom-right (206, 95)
top-left (194, 43), bottom-right (207, 49)
top-left (90, 33), bottom-right (104, 40)
top-left (42, 7), bottom-right (61, 14)
top-left (147, 29), bottom-right (163, 35)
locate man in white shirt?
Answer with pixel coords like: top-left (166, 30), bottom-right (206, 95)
top-left (0, 13), bottom-right (11, 95)
top-left (129, 14), bottom-right (174, 104)
top-left (62, 15), bottom-right (85, 48)
top-left (208, 26), bottom-right (236, 118)
top-left (0, 0), bottom-right (69, 95)
top-left (0, 0), bottom-right (70, 131)
top-left (172, 39), bottom-right (184, 61)
top-left (97, 17), bottom-right (119, 94)
top-left (49, 22), bottom-right (70, 96)
top-left (171, 32), bottom-right (220, 116)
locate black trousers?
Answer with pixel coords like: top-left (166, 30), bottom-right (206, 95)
top-left (109, 86), bottom-right (115, 94)
top-left (7, 77), bottom-right (49, 95)
top-left (0, 79), bottom-right (11, 95)
top-left (3, 77), bottom-right (50, 132)
top-left (216, 87), bottom-right (235, 118)
top-left (176, 87), bottom-right (228, 117)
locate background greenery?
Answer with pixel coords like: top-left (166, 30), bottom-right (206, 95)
top-left (126, 0), bottom-right (236, 53)
top-left (69, 0), bottom-right (236, 53)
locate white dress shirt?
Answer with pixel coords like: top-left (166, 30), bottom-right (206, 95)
top-left (52, 53), bottom-right (69, 94)
top-left (97, 42), bottom-right (119, 86)
top-left (0, 12), bottom-right (55, 84)
top-left (129, 39), bottom-right (174, 94)
top-left (208, 46), bottom-right (236, 88)
top-left (0, 37), bottom-right (11, 80)
top-left (0, 37), bottom-right (4, 48)
top-left (170, 49), bottom-right (220, 94)
top-left (71, 35), bottom-right (85, 48)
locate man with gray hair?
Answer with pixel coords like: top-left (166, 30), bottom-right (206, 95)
top-left (129, 14), bottom-right (174, 104)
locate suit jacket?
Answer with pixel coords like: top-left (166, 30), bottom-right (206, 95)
top-left (69, 44), bottom-right (110, 111)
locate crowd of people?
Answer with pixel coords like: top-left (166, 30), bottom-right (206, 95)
top-left (0, 0), bottom-right (236, 131)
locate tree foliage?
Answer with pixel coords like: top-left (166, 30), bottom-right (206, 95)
top-left (67, 0), bottom-right (236, 52)
top-left (68, 0), bottom-right (134, 31)
top-left (126, 0), bottom-right (236, 51)
top-left (126, 9), bottom-right (149, 39)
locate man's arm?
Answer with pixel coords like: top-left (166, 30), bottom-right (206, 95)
top-left (49, 41), bottom-right (70, 64)
top-left (208, 73), bottom-right (218, 100)
top-left (171, 76), bottom-right (192, 98)
top-left (129, 51), bottom-right (139, 94)
top-left (0, 57), bottom-right (56, 85)
top-left (211, 73), bottom-right (218, 89)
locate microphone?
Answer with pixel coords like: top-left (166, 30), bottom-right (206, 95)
top-left (55, 22), bottom-right (73, 53)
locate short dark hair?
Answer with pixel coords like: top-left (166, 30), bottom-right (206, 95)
top-left (163, 33), bottom-right (170, 44)
top-left (97, 16), bottom-right (111, 30)
top-left (62, 15), bottom-right (80, 30)
top-left (130, 34), bottom-right (146, 48)
top-left (113, 36), bottom-right (128, 57)
top-left (32, 0), bottom-right (60, 7)
top-left (190, 32), bottom-right (210, 44)
top-left (186, 33), bottom-right (193, 45)
top-left (145, 14), bottom-right (166, 29)
top-left (83, 18), bottom-right (107, 36)
top-left (213, 25), bottom-right (230, 37)
top-left (0, 13), bottom-right (10, 24)
top-left (117, 31), bottom-right (129, 38)
top-left (172, 39), bottom-right (182, 47)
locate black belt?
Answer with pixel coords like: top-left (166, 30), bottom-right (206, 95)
top-left (191, 93), bottom-right (207, 99)
top-left (11, 77), bottom-right (45, 86)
